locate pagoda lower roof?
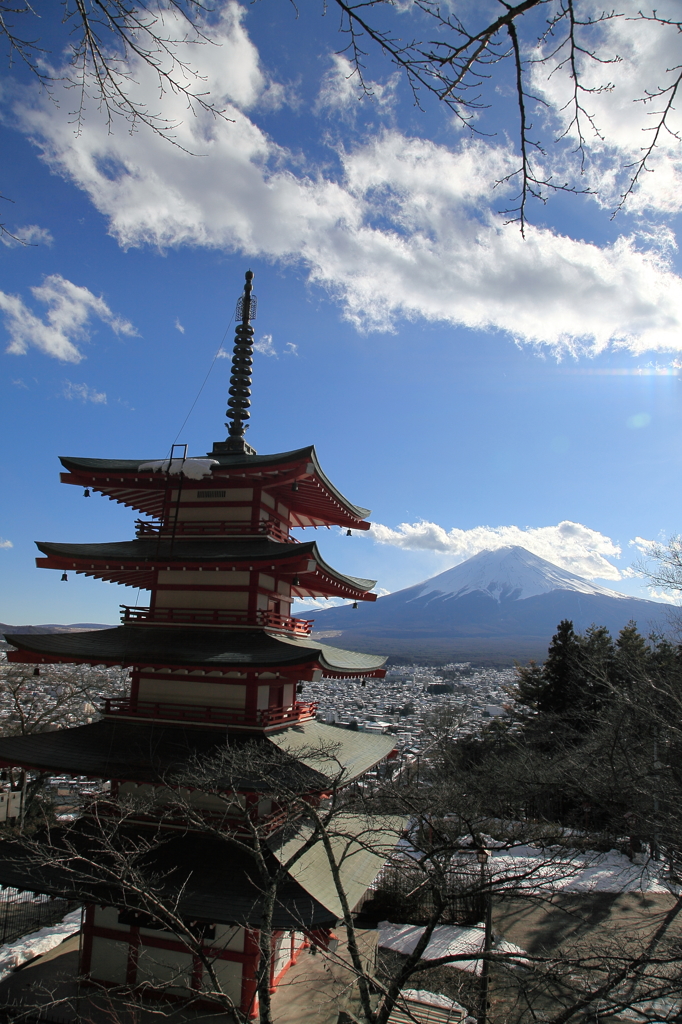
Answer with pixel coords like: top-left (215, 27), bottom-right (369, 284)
top-left (0, 825), bottom-right (337, 929)
top-left (3, 626), bottom-right (387, 676)
top-left (60, 445), bottom-right (372, 530)
top-left (0, 719), bottom-right (395, 786)
top-left (35, 537), bottom-right (377, 598)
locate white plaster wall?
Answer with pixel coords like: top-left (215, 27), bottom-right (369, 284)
top-left (208, 925), bottom-right (245, 952)
top-left (158, 571), bottom-right (249, 585)
top-left (90, 937), bottom-right (129, 984)
top-left (273, 932), bottom-right (291, 978)
top-left (204, 957), bottom-right (242, 1004)
top-left (154, 590), bottom-right (249, 609)
top-left (177, 506), bottom-right (251, 521)
top-left (137, 678), bottom-right (246, 707)
top-left (136, 946), bottom-right (193, 995)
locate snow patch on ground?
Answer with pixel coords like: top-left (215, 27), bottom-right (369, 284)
top-left (488, 845), bottom-right (676, 895)
top-left (401, 988), bottom-right (471, 1019)
top-left (0, 908), bottom-right (81, 982)
top-left (401, 989), bottom-right (468, 1012)
top-left (379, 922), bottom-right (526, 975)
top-left (139, 458), bottom-right (218, 480)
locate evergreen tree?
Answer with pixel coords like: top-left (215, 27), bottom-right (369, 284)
top-left (538, 619), bottom-right (584, 717)
top-left (514, 619), bottom-right (586, 725)
top-left (514, 620), bottom-right (620, 739)
top-left (580, 624), bottom-right (615, 715)
top-left (612, 621), bottom-right (649, 691)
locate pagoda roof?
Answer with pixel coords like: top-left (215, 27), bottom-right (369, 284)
top-left (59, 445), bottom-right (372, 530)
top-left (3, 626), bottom-right (387, 677)
top-left (0, 825), bottom-right (337, 930)
top-left (271, 812), bottom-right (405, 921)
top-left (35, 537), bottom-right (377, 598)
top-left (0, 719), bottom-right (394, 786)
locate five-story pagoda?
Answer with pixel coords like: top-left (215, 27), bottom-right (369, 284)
top-left (0, 272), bottom-right (396, 1019)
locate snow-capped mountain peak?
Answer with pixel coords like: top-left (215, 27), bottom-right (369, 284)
top-left (413, 546), bottom-right (626, 604)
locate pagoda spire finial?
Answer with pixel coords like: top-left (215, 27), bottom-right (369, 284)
top-left (224, 270), bottom-right (257, 454)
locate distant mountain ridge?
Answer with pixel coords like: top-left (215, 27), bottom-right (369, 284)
top-left (306, 546), bottom-right (671, 665)
top-left (1, 623), bottom-right (112, 636)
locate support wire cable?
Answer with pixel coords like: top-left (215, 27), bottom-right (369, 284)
top-left (127, 312), bottom-right (236, 621)
top-left (171, 311), bottom-right (236, 447)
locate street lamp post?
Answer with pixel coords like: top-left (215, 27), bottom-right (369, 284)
top-left (476, 847), bottom-right (492, 1024)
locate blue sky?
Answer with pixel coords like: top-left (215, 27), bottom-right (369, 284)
top-left (1, 0), bottom-right (681, 625)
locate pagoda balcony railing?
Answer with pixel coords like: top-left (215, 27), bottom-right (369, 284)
top-left (134, 518), bottom-right (294, 544)
top-left (102, 698), bottom-right (318, 729)
top-left (120, 605), bottom-right (314, 635)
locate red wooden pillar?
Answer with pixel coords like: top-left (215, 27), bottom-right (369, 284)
top-left (126, 926), bottom-right (140, 986)
top-left (244, 671), bottom-right (259, 724)
top-left (129, 668), bottom-right (140, 708)
top-left (269, 930), bottom-right (281, 992)
top-left (241, 927), bottom-right (260, 1020)
top-left (250, 485), bottom-right (263, 535)
top-left (80, 904), bottom-right (95, 975)
top-left (191, 952), bottom-right (203, 993)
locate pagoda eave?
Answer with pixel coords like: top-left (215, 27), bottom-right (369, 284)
top-left (35, 539), bottom-right (378, 600)
top-left (0, 826), bottom-right (339, 930)
top-left (0, 719), bottom-right (395, 786)
top-left (59, 445), bottom-right (373, 531)
top-left (5, 647), bottom-right (385, 680)
top-left (3, 627), bottom-right (387, 679)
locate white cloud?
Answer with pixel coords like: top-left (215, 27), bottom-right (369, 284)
top-left (13, 3), bottom-right (682, 355)
top-left (174, 317), bottom-right (185, 334)
top-left (254, 333), bottom-right (277, 356)
top-left (0, 224), bottom-right (54, 248)
top-left (0, 274), bottom-right (137, 362)
top-left (293, 596), bottom-right (355, 612)
top-left (628, 535), bottom-right (656, 555)
top-left (0, 538), bottom-right (13, 550)
top-left (315, 54), bottom-right (399, 119)
top-left (531, 0), bottom-right (682, 215)
top-left (645, 588), bottom-right (682, 606)
top-left (370, 520), bottom-right (623, 580)
top-left (63, 380), bottom-right (107, 404)
top-left (246, 334), bottom-right (296, 357)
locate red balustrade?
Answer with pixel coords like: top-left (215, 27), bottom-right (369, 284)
top-left (102, 698), bottom-right (317, 729)
top-left (119, 605), bottom-right (314, 635)
top-left (134, 519), bottom-right (293, 543)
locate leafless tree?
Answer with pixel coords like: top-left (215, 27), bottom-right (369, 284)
top-left (3, 1), bottom-right (682, 238)
top-left (325, 0), bottom-right (682, 231)
top-left (0, 703), bottom-right (681, 1024)
top-left (0, 0), bottom-right (231, 240)
top-left (0, 658), bottom-right (127, 737)
top-left (635, 535), bottom-right (682, 602)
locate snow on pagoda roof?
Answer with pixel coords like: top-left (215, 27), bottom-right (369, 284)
top-left (59, 445), bottom-right (371, 529)
top-left (3, 625), bottom-right (387, 675)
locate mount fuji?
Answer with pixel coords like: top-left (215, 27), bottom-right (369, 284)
top-left (306, 547), bottom-right (672, 665)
